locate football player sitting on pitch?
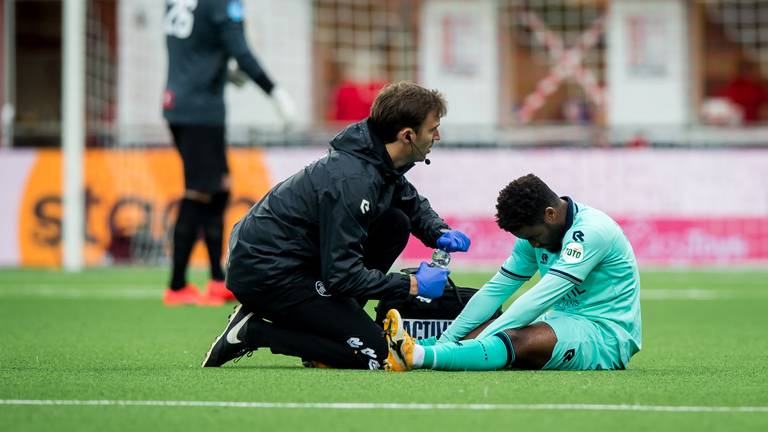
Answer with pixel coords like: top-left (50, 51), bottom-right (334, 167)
top-left (385, 173), bottom-right (642, 371)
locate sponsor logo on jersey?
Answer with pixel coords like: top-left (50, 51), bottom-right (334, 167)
top-left (315, 280), bottom-right (331, 297)
top-left (562, 242), bottom-right (584, 263)
top-left (402, 319), bottom-right (453, 340)
top-left (227, 0), bottom-right (244, 22)
top-left (572, 230), bottom-right (585, 242)
top-left (162, 90), bottom-right (175, 109)
top-left (360, 199), bottom-right (370, 214)
top-left (563, 348), bottom-right (576, 362)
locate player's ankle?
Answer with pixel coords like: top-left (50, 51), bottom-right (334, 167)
top-left (412, 344), bottom-right (426, 368)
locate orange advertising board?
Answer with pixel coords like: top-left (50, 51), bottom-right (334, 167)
top-left (18, 148), bottom-right (271, 266)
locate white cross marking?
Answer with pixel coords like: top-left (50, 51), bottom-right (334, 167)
top-left (517, 11), bottom-right (606, 124)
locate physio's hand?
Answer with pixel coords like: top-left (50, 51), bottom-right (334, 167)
top-left (436, 230), bottom-right (471, 252)
top-left (270, 86), bottom-right (297, 129)
top-left (414, 261), bottom-right (449, 299)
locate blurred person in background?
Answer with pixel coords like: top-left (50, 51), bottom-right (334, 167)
top-left (201, 81), bottom-right (471, 370)
top-left (560, 96), bottom-right (592, 125)
top-left (385, 174), bottom-right (642, 372)
top-left (715, 60), bottom-right (768, 125)
top-left (328, 52), bottom-right (387, 123)
top-left (162, 0), bottom-right (296, 306)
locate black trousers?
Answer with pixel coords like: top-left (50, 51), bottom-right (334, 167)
top-left (242, 208), bottom-right (411, 369)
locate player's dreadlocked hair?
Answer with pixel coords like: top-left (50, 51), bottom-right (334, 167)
top-left (496, 174), bottom-right (560, 232)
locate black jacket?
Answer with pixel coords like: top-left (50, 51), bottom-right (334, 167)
top-left (226, 119), bottom-right (450, 305)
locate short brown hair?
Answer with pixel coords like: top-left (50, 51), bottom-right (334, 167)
top-left (369, 81), bottom-right (447, 142)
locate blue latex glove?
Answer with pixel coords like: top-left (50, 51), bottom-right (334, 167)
top-left (436, 230), bottom-right (471, 252)
top-left (414, 261), bottom-right (449, 299)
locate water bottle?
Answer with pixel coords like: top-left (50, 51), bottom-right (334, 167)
top-left (431, 248), bottom-right (451, 268)
top-left (415, 249), bottom-right (451, 303)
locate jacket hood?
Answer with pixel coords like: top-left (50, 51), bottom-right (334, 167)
top-left (329, 119), bottom-right (414, 179)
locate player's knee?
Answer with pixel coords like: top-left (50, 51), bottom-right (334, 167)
top-left (220, 174), bottom-right (231, 191)
top-left (502, 328), bottom-right (527, 353)
top-left (502, 324), bottom-right (556, 370)
top-left (204, 192), bottom-right (229, 238)
top-left (184, 189), bottom-right (212, 203)
top-left (174, 198), bottom-right (202, 236)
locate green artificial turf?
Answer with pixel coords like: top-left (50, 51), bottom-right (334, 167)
top-left (0, 267), bottom-right (767, 431)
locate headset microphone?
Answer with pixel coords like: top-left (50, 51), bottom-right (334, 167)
top-left (407, 133), bottom-right (431, 165)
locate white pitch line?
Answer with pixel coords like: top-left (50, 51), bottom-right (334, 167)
top-left (640, 289), bottom-right (723, 300)
top-left (0, 400), bottom-right (767, 413)
top-left (0, 286), bottom-right (158, 299)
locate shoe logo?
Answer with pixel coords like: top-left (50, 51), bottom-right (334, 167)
top-left (226, 312), bottom-right (254, 344)
top-left (315, 281), bottom-right (331, 297)
top-left (360, 199), bottom-right (370, 214)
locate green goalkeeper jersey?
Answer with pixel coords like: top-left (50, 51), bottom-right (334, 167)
top-left (440, 198), bottom-right (642, 363)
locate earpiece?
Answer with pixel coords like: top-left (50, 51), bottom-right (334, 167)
top-left (405, 131), bottom-right (430, 165)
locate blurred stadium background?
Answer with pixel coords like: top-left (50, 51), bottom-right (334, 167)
top-left (1, 0), bottom-right (767, 271)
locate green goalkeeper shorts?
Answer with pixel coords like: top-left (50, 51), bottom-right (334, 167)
top-left (537, 311), bottom-right (627, 371)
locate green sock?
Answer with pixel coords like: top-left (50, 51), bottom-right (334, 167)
top-left (423, 333), bottom-right (515, 371)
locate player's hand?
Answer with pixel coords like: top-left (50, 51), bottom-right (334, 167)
top-left (227, 64), bottom-right (248, 87)
top-left (414, 261), bottom-right (449, 299)
top-left (436, 230), bottom-right (471, 252)
top-left (270, 86), bottom-right (297, 130)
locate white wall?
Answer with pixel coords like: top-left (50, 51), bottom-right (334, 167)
top-left (607, 0), bottom-right (690, 127)
top-left (225, 0), bottom-right (312, 134)
top-left (420, 0), bottom-right (499, 136)
top-left (117, 0), bottom-right (167, 143)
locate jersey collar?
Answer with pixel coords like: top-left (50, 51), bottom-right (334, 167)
top-left (562, 196), bottom-right (578, 235)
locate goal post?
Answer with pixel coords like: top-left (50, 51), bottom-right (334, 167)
top-left (62, 0), bottom-right (86, 272)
